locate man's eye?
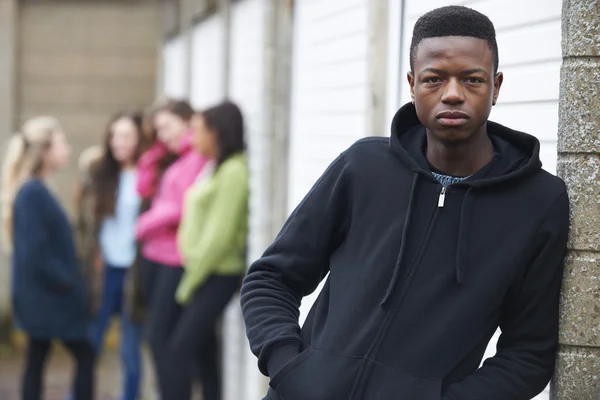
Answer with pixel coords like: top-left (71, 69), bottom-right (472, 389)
top-left (466, 77), bottom-right (484, 83)
top-left (424, 77), bottom-right (441, 83)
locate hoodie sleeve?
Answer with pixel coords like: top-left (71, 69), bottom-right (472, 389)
top-left (240, 153), bottom-right (351, 378)
top-left (443, 191), bottom-right (569, 400)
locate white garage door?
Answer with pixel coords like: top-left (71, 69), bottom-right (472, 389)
top-left (288, 0), bottom-right (370, 324)
top-left (190, 15), bottom-right (225, 110)
top-left (162, 35), bottom-right (188, 99)
top-left (223, 1), bottom-right (268, 399)
top-left (396, 1), bottom-right (562, 398)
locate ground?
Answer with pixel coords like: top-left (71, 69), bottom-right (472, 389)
top-left (0, 321), bottom-right (209, 400)
top-left (0, 343), bottom-right (159, 400)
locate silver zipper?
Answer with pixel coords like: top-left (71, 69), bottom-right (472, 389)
top-left (438, 186), bottom-right (447, 208)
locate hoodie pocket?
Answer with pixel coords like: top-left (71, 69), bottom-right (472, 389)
top-left (362, 361), bottom-right (442, 399)
top-left (270, 347), bottom-right (362, 400)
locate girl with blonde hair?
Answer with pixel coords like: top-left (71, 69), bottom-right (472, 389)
top-left (1, 116), bottom-right (95, 400)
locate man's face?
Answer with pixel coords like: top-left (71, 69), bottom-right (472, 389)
top-left (408, 36), bottom-right (503, 144)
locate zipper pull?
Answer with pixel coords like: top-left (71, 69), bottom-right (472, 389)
top-left (438, 186), bottom-right (447, 207)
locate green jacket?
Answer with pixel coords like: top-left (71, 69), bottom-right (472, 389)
top-left (176, 153), bottom-right (249, 304)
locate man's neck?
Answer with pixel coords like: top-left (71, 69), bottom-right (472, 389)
top-left (426, 129), bottom-right (494, 177)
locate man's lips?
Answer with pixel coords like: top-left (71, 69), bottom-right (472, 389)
top-left (436, 110), bottom-right (470, 127)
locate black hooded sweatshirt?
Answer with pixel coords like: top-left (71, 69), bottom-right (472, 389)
top-left (241, 103), bottom-right (569, 400)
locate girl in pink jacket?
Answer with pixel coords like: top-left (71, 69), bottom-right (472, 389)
top-left (135, 99), bottom-right (209, 397)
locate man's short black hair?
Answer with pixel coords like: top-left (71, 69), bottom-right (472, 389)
top-left (410, 6), bottom-right (499, 73)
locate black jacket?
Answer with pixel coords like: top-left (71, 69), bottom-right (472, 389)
top-left (241, 103), bottom-right (570, 400)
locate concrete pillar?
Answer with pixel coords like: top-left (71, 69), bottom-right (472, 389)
top-left (0, 0), bottom-right (16, 136)
top-left (264, 0), bottom-right (293, 239)
top-left (367, 0), bottom-right (389, 136)
top-left (239, 1), bottom-right (295, 397)
top-left (218, 0), bottom-right (231, 97)
top-left (180, 0), bottom-right (194, 100)
top-left (552, 0), bottom-right (600, 398)
top-left (0, 0), bottom-right (17, 344)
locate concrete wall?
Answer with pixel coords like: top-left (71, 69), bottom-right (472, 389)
top-left (553, 0), bottom-right (600, 398)
top-left (0, 0), bottom-right (18, 342)
top-left (17, 0), bottom-right (161, 213)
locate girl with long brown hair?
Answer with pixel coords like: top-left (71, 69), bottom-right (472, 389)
top-left (83, 111), bottom-right (146, 400)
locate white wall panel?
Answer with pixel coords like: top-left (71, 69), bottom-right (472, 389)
top-left (162, 35), bottom-right (188, 99)
top-left (288, 0), bottom-right (369, 324)
top-left (224, 1), bottom-right (268, 399)
top-left (190, 15), bottom-right (225, 109)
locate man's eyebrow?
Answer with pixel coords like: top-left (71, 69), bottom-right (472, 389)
top-left (421, 68), bottom-right (446, 74)
top-left (463, 68), bottom-right (488, 76)
top-left (420, 67), bottom-right (489, 76)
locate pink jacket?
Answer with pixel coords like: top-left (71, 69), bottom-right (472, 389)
top-left (135, 132), bottom-right (208, 267)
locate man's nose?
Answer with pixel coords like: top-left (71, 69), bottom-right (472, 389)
top-left (441, 78), bottom-right (465, 104)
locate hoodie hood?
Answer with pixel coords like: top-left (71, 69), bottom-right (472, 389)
top-left (389, 102), bottom-right (542, 187)
top-left (380, 103), bottom-right (544, 302)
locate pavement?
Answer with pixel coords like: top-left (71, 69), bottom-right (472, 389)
top-left (0, 343), bottom-right (160, 400)
top-left (0, 319), bottom-right (208, 400)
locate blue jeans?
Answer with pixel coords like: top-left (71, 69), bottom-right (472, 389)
top-left (91, 265), bottom-right (143, 400)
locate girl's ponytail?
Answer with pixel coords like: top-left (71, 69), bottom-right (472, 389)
top-left (1, 134), bottom-right (28, 251)
top-left (1, 115), bottom-right (62, 252)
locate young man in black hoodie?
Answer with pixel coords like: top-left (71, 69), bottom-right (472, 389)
top-left (241, 5), bottom-right (570, 400)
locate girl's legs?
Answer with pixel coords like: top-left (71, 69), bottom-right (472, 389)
top-left (120, 306), bottom-right (143, 400)
top-left (64, 266), bottom-right (118, 400)
top-left (196, 328), bottom-right (219, 400)
top-left (62, 340), bottom-right (95, 400)
top-left (22, 339), bottom-right (52, 400)
top-left (90, 266), bottom-right (123, 351)
top-left (166, 275), bottom-right (241, 400)
top-left (146, 265), bottom-right (184, 398)
top-left (141, 258), bottom-right (160, 309)
top-left (90, 265), bottom-right (142, 400)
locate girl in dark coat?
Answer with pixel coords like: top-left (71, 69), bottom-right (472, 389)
top-left (1, 116), bottom-right (95, 400)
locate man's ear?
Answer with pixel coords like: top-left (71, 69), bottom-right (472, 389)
top-left (407, 72), bottom-right (416, 104)
top-left (492, 71), bottom-right (503, 106)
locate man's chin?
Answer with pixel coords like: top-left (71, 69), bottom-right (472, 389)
top-left (427, 129), bottom-right (472, 146)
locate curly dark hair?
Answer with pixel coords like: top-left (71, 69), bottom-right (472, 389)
top-left (410, 6), bottom-right (499, 73)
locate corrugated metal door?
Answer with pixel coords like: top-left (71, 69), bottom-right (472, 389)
top-left (190, 15), bottom-right (225, 109)
top-left (224, 1), bottom-right (268, 399)
top-left (397, 1), bottom-right (562, 398)
top-left (288, 0), bottom-right (370, 324)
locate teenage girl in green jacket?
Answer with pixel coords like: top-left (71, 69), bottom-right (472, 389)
top-left (166, 101), bottom-right (249, 400)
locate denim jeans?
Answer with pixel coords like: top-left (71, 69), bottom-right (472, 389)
top-left (90, 264), bottom-right (143, 400)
